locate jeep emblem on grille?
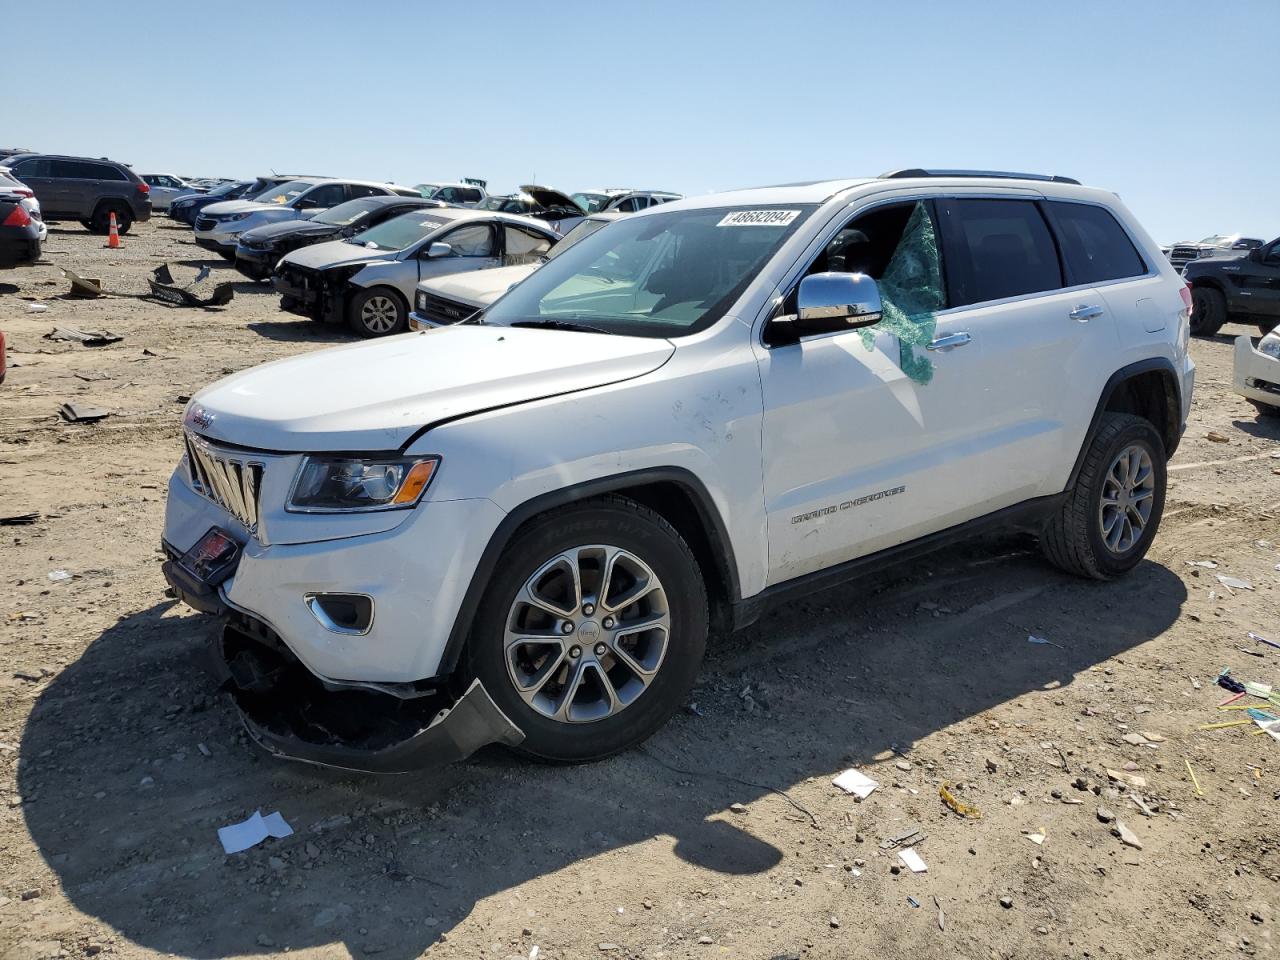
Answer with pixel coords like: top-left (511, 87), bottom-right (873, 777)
top-left (186, 405), bottom-right (213, 430)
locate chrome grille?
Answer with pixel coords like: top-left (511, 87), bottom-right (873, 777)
top-left (183, 432), bottom-right (265, 535)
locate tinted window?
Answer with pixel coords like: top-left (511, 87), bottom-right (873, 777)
top-left (1045, 201), bottom-right (1146, 284)
top-left (937, 198), bottom-right (1062, 305)
top-left (11, 157), bottom-right (50, 177)
top-left (347, 184), bottom-right (385, 199)
top-left (458, 188), bottom-right (482, 203)
top-left (297, 183), bottom-right (346, 208)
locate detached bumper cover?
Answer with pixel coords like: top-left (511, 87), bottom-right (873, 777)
top-left (201, 618), bottom-right (524, 773)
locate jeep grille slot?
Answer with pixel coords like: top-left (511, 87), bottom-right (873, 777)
top-left (184, 432), bottom-right (265, 534)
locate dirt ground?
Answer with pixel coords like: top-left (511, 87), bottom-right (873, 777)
top-left (1, 221), bottom-right (1279, 960)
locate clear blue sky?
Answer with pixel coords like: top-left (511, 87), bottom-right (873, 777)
top-left (13, 0), bottom-right (1279, 243)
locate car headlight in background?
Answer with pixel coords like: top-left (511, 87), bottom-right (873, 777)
top-left (288, 455), bottom-right (440, 512)
top-left (1258, 330), bottom-right (1280, 360)
top-left (224, 212), bottom-right (252, 222)
top-left (416, 290), bottom-right (428, 312)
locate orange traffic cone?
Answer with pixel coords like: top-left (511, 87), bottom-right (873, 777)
top-left (106, 212), bottom-right (121, 249)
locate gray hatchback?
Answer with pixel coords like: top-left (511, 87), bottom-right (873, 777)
top-left (4, 154), bottom-right (152, 234)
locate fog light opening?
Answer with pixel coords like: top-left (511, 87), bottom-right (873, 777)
top-left (305, 593), bottom-right (375, 635)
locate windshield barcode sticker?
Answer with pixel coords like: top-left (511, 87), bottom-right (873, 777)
top-left (717, 209), bottom-right (800, 227)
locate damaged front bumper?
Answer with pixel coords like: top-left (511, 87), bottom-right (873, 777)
top-left (196, 611), bottom-right (524, 773)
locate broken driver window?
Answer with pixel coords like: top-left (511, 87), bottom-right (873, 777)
top-left (804, 200), bottom-right (945, 385)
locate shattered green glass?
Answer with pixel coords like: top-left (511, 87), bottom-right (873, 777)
top-left (856, 202), bottom-right (944, 385)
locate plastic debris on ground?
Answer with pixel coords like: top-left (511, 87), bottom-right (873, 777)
top-left (25, 302), bottom-right (48, 313)
top-left (1249, 632), bottom-right (1280, 651)
top-left (1023, 828), bottom-right (1046, 846)
top-left (43, 326), bottom-right (123, 347)
top-left (939, 782), bottom-right (981, 819)
top-left (1217, 574), bottom-right (1253, 591)
top-left (46, 570), bottom-right (72, 583)
top-left (1027, 634), bottom-right (1065, 650)
top-left (832, 768), bottom-right (879, 799)
top-left (217, 809), bottom-right (293, 855)
top-left (58, 402), bottom-right (109, 423)
top-left (906, 896), bottom-right (920, 908)
top-left (1186, 560), bottom-right (1219, 568)
top-left (898, 848), bottom-right (927, 873)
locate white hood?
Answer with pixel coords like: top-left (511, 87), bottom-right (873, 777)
top-left (187, 326), bottom-right (674, 451)
top-left (420, 263), bottom-right (539, 308)
top-left (202, 199), bottom-right (276, 217)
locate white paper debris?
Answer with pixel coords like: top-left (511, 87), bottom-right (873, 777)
top-left (1186, 560), bottom-right (1218, 568)
top-left (47, 570), bottom-right (72, 582)
top-left (898, 847), bottom-right (928, 873)
top-left (1217, 574), bottom-right (1253, 591)
top-left (217, 809), bottom-right (293, 854)
top-left (1028, 635), bottom-right (1064, 650)
top-left (26, 302), bottom-right (48, 313)
top-left (832, 768), bottom-right (879, 799)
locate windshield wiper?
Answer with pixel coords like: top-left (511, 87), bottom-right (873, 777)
top-left (510, 318), bottom-right (611, 335)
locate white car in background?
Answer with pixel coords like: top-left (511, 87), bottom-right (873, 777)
top-left (570, 188), bottom-right (682, 213)
top-left (195, 179), bottom-right (418, 258)
top-left (1234, 328), bottom-right (1280, 417)
top-left (273, 206), bottom-right (560, 336)
top-left (414, 182), bottom-right (487, 206)
top-left (410, 212), bottom-right (620, 328)
top-left (141, 174), bottom-right (196, 212)
top-left (0, 165), bottom-right (46, 242)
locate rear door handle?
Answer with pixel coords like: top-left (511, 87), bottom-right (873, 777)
top-left (926, 332), bottom-right (972, 351)
top-left (1069, 304), bottom-right (1105, 322)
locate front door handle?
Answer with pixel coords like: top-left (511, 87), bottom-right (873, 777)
top-left (1069, 304), bottom-right (1105, 322)
top-left (926, 332), bottom-right (972, 351)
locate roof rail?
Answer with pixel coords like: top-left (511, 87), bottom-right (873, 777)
top-left (879, 168), bottom-right (1081, 186)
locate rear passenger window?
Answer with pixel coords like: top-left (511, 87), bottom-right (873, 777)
top-left (936, 198), bottom-right (1062, 306)
top-left (1045, 201), bottom-right (1147, 284)
top-left (504, 225), bottom-right (553, 262)
top-left (348, 184), bottom-right (384, 199)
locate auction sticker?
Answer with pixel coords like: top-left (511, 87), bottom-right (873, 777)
top-left (717, 209), bottom-right (800, 227)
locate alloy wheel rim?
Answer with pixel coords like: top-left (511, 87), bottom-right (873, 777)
top-left (361, 296), bottom-right (398, 333)
top-left (504, 544), bottom-right (671, 723)
top-left (1098, 443), bottom-right (1155, 554)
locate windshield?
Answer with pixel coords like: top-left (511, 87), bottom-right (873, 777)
top-left (484, 205), bottom-right (815, 338)
top-left (545, 217), bottom-right (612, 261)
top-left (414, 183), bottom-right (442, 198)
top-left (571, 192), bottom-right (612, 213)
top-left (208, 181), bottom-right (244, 198)
top-left (314, 198), bottom-right (380, 227)
top-left (349, 211), bottom-right (449, 251)
top-left (256, 180), bottom-right (312, 205)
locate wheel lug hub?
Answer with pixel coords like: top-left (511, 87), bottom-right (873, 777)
top-left (602, 616), bottom-right (614, 628)
top-left (569, 645), bottom-right (582, 659)
top-left (561, 621), bottom-right (575, 635)
top-left (582, 603), bottom-right (595, 616)
top-left (594, 643), bottom-right (607, 656)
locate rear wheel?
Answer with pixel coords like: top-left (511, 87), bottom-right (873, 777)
top-left (90, 204), bottom-right (132, 236)
top-left (464, 496), bottom-right (708, 763)
top-left (1041, 413), bottom-right (1167, 580)
top-left (1189, 287), bottom-right (1225, 337)
top-left (348, 287), bottom-right (407, 337)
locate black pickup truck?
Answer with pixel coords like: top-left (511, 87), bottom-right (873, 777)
top-left (1185, 235), bottom-right (1280, 336)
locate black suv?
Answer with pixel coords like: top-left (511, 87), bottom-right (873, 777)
top-left (3, 154), bottom-right (152, 234)
top-left (1185, 235), bottom-right (1280, 336)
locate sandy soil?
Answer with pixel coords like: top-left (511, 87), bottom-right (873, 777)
top-left (1, 222), bottom-right (1279, 960)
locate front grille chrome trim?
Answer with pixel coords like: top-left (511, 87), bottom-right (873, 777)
top-left (183, 431), bottom-right (266, 536)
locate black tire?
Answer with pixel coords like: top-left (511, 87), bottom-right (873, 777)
top-left (1190, 287), bottom-right (1225, 337)
top-left (464, 495), bottom-right (709, 763)
top-left (1040, 413), bottom-right (1167, 580)
top-left (217, 249), bottom-right (236, 262)
top-left (347, 286), bottom-right (408, 337)
top-left (1259, 320), bottom-right (1278, 336)
top-left (90, 204), bottom-right (132, 236)
top-left (79, 220), bottom-right (92, 230)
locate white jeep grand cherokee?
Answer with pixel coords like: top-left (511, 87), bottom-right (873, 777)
top-left (163, 169), bottom-right (1195, 771)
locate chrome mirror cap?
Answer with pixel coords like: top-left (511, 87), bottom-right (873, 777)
top-left (796, 272), bottom-right (883, 325)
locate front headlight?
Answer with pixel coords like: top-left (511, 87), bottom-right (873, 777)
top-left (226, 212), bottom-right (251, 222)
top-left (416, 290), bottom-right (428, 311)
top-left (288, 455), bottom-right (440, 512)
top-left (1258, 331), bottom-right (1280, 360)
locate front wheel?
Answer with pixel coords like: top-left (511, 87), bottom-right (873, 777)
top-left (464, 496), bottom-right (708, 763)
top-left (348, 286), bottom-right (407, 337)
top-left (1040, 412), bottom-right (1167, 580)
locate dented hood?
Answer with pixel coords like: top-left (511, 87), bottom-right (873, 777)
top-left (280, 237), bottom-right (396, 270)
top-left (187, 326), bottom-right (674, 451)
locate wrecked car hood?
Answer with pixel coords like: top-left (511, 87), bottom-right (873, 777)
top-left (519, 185), bottom-right (585, 213)
top-left (187, 326), bottom-right (675, 451)
top-left (239, 219), bottom-right (337, 245)
top-left (280, 238), bottom-right (396, 270)
top-left (419, 263), bottom-right (539, 307)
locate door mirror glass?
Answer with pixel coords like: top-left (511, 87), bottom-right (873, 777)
top-left (793, 272), bottom-right (883, 335)
top-left (426, 241), bottom-right (453, 258)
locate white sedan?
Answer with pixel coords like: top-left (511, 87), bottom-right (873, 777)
top-left (141, 174), bottom-right (196, 212)
top-left (1234, 328), bottom-right (1280, 417)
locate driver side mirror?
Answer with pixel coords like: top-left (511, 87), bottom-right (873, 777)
top-left (426, 241), bottom-right (453, 258)
top-left (791, 272), bottom-right (883, 336)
